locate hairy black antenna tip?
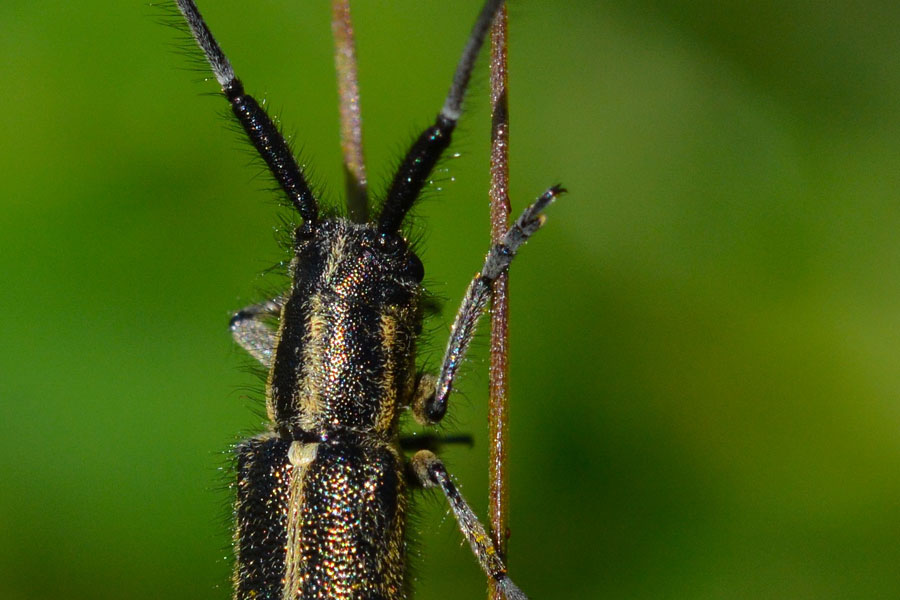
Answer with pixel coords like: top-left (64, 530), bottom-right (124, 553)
top-left (173, 0), bottom-right (320, 226)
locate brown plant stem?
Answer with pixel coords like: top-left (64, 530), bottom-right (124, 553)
top-left (488, 5), bottom-right (510, 600)
top-left (331, 0), bottom-right (368, 222)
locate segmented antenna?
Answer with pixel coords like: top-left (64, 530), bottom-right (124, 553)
top-left (175, 0), bottom-right (319, 225)
top-left (377, 0), bottom-right (504, 232)
top-left (442, 0), bottom-right (505, 122)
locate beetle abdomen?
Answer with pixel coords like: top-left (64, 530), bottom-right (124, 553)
top-left (234, 435), bottom-right (407, 600)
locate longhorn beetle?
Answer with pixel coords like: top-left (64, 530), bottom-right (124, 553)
top-left (172, 1), bottom-right (563, 598)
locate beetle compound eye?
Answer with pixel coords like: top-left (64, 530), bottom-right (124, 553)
top-left (405, 253), bottom-right (425, 283)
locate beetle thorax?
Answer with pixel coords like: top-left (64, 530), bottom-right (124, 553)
top-left (266, 220), bottom-right (422, 440)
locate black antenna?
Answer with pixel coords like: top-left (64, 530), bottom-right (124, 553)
top-left (176, 0), bottom-right (319, 225)
top-left (377, 0), bottom-right (504, 232)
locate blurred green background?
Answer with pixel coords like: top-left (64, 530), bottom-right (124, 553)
top-left (3, 1), bottom-right (900, 598)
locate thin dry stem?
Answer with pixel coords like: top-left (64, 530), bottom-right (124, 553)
top-left (331, 0), bottom-right (368, 222)
top-left (488, 6), bottom-right (510, 600)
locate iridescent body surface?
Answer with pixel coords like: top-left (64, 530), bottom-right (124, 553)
top-left (235, 435), bottom-right (407, 600)
top-left (171, 1), bottom-right (555, 598)
top-left (234, 222), bottom-right (421, 600)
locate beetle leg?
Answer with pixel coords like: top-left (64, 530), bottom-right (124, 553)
top-left (411, 449), bottom-right (528, 600)
top-left (229, 297), bottom-right (283, 368)
top-left (417, 186), bottom-right (565, 424)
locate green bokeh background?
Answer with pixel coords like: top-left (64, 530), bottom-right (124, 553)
top-left (3, 1), bottom-right (900, 598)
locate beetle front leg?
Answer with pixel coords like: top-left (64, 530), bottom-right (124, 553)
top-left (229, 298), bottom-right (283, 368)
top-left (415, 186), bottom-right (565, 425)
top-left (411, 449), bottom-right (527, 600)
